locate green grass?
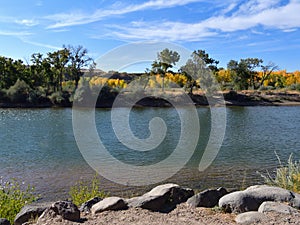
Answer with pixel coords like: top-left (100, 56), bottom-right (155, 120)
top-left (259, 153), bottom-right (300, 193)
top-left (0, 178), bottom-right (38, 224)
top-left (69, 174), bottom-right (109, 206)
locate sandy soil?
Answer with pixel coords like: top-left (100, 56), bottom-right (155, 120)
top-left (33, 203), bottom-right (300, 225)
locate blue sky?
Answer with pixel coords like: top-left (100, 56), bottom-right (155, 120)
top-left (0, 0), bottom-right (300, 72)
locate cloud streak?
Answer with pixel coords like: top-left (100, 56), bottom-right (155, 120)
top-left (0, 30), bottom-right (32, 37)
top-left (46, 0), bottom-right (207, 28)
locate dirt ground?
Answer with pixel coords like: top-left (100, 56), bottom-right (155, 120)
top-left (33, 203), bottom-right (300, 225)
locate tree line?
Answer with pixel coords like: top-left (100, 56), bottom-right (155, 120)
top-left (0, 45), bottom-right (299, 105)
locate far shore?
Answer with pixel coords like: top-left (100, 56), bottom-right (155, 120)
top-left (1, 90), bottom-right (300, 108)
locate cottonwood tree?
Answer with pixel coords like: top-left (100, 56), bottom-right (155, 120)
top-left (259, 62), bottom-right (279, 88)
top-left (67, 45), bottom-right (93, 88)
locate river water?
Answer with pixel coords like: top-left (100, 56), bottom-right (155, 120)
top-left (0, 106), bottom-right (300, 200)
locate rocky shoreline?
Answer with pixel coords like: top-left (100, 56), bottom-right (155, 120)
top-left (3, 183), bottom-right (300, 225)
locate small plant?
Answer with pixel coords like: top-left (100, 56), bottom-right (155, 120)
top-left (69, 174), bottom-right (109, 206)
top-left (258, 152), bottom-right (300, 193)
top-left (0, 178), bottom-right (38, 224)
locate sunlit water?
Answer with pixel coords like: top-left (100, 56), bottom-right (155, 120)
top-left (0, 106), bottom-right (300, 200)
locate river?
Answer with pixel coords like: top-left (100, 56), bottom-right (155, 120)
top-left (0, 106), bottom-right (300, 200)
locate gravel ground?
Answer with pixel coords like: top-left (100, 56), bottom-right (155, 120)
top-left (33, 203), bottom-right (300, 225)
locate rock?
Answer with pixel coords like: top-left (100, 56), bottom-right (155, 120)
top-left (219, 185), bottom-right (296, 213)
top-left (291, 192), bottom-right (300, 209)
top-left (235, 211), bottom-right (267, 225)
top-left (14, 202), bottom-right (51, 225)
top-left (91, 197), bottom-right (128, 214)
top-left (126, 183), bottom-right (194, 212)
top-left (258, 201), bottom-right (299, 215)
top-left (79, 197), bottom-right (102, 213)
top-left (0, 218), bottom-right (10, 225)
top-left (37, 201), bottom-right (80, 222)
top-left (187, 187), bottom-right (228, 208)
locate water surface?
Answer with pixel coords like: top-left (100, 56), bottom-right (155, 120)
top-left (0, 106), bottom-right (299, 199)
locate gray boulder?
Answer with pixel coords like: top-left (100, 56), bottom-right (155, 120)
top-left (91, 197), bottom-right (128, 214)
top-left (187, 187), bottom-right (228, 208)
top-left (79, 197), bottom-right (102, 213)
top-left (126, 183), bottom-right (194, 212)
top-left (258, 201), bottom-right (299, 215)
top-left (291, 192), bottom-right (300, 209)
top-left (14, 202), bottom-right (51, 225)
top-left (219, 185), bottom-right (296, 213)
top-left (37, 201), bottom-right (80, 222)
top-left (235, 211), bottom-right (267, 225)
top-left (0, 218), bottom-right (10, 225)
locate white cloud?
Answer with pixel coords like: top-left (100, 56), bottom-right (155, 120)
top-left (15, 19), bottom-right (39, 27)
top-left (108, 1), bottom-right (300, 42)
top-left (46, 0), bottom-right (206, 28)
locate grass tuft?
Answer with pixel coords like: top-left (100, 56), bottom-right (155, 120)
top-left (258, 152), bottom-right (300, 193)
top-left (69, 174), bottom-right (109, 206)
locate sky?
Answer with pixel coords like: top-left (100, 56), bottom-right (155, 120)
top-left (0, 0), bottom-right (300, 72)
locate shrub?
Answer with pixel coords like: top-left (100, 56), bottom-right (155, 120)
top-left (69, 175), bottom-right (109, 206)
top-left (258, 153), bottom-right (300, 193)
top-left (0, 178), bottom-right (38, 224)
top-left (287, 84), bottom-right (300, 91)
top-left (28, 87), bottom-right (48, 104)
top-left (48, 91), bottom-right (70, 105)
top-left (0, 89), bottom-right (9, 102)
top-left (6, 79), bottom-right (31, 103)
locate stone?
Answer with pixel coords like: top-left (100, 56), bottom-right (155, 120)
top-left (91, 197), bottom-right (128, 214)
top-left (126, 183), bottom-right (194, 212)
top-left (235, 211), bottom-right (267, 225)
top-left (219, 185), bottom-right (296, 213)
top-left (258, 201), bottom-right (299, 215)
top-left (0, 218), bottom-right (10, 225)
top-left (291, 192), bottom-right (300, 209)
top-left (79, 197), bottom-right (102, 212)
top-left (187, 187), bottom-right (228, 208)
top-left (14, 202), bottom-right (51, 225)
top-left (37, 201), bottom-right (80, 222)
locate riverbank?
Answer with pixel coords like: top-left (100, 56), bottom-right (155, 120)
top-left (1, 90), bottom-right (300, 108)
top-left (10, 184), bottom-right (300, 225)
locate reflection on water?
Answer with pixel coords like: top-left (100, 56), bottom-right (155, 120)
top-left (0, 106), bottom-right (300, 200)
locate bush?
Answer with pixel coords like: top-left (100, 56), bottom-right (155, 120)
top-left (258, 153), bottom-right (300, 193)
top-left (0, 178), bottom-right (38, 224)
top-left (6, 79), bottom-right (31, 103)
top-left (287, 84), bottom-right (300, 91)
top-left (69, 175), bottom-right (109, 206)
top-left (48, 91), bottom-right (70, 105)
top-left (28, 87), bottom-right (49, 104)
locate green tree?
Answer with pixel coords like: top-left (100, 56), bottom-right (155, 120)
top-left (67, 45), bottom-right (93, 88)
top-left (193, 50), bottom-right (219, 74)
top-left (153, 48), bottom-right (180, 91)
top-left (181, 50), bottom-right (219, 95)
top-left (228, 58), bottom-right (263, 90)
top-left (47, 47), bottom-right (70, 91)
